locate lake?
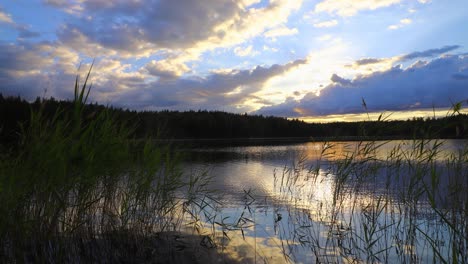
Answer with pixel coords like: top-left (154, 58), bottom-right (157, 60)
top-left (179, 139), bottom-right (468, 263)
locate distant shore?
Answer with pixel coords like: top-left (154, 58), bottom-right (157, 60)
top-left (2, 95), bottom-right (467, 147)
top-left (148, 136), bottom-right (465, 147)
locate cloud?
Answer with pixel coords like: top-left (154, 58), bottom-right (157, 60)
top-left (350, 46), bottom-right (461, 69)
top-left (110, 58), bottom-right (308, 111)
top-left (0, 7), bottom-right (14, 24)
top-left (0, 0), bottom-right (305, 112)
top-left (388, 18), bottom-right (412, 30)
top-left (43, 0), bottom-right (70, 8)
top-left (0, 6), bottom-right (40, 39)
top-left (354, 58), bottom-right (386, 66)
top-left (0, 42), bottom-right (54, 72)
top-left (400, 45), bottom-right (460, 60)
top-left (330, 73), bottom-right (352, 86)
top-left (317, 34), bottom-right (333, 41)
top-left (264, 25), bottom-right (299, 38)
top-left (262, 45), bottom-right (279, 52)
top-left (4, 0), bottom-right (462, 121)
top-left (143, 59), bottom-right (190, 81)
top-left (17, 27), bottom-right (41, 39)
top-left (234, 45), bottom-right (257, 57)
top-left (50, 0), bottom-right (302, 78)
top-left (54, 0), bottom-right (301, 54)
top-left (313, 19), bottom-right (338, 28)
top-left (0, 40), bottom-right (92, 100)
top-left (257, 53), bottom-right (468, 117)
top-left (43, 0), bottom-right (84, 15)
top-left (314, 0), bottom-right (404, 17)
top-left (0, 35), bottom-right (306, 113)
top-left (400, 18), bottom-right (412, 24)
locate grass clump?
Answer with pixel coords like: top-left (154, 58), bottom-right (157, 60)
top-left (0, 67), bottom-right (213, 263)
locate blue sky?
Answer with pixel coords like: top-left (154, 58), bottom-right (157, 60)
top-left (1, 0), bottom-right (467, 121)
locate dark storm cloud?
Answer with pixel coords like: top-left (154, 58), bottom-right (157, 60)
top-left (257, 54), bottom-right (468, 117)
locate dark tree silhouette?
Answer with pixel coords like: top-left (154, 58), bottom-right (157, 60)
top-left (1, 94), bottom-right (467, 148)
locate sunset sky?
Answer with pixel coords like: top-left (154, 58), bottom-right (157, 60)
top-left (1, 0), bottom-right (467, 122)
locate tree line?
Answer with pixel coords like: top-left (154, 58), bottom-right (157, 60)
top-left (1, 94), bottom-right (467, 147)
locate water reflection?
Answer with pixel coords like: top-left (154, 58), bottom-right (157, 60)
top-left (182, 140), bottom-right (467, 263)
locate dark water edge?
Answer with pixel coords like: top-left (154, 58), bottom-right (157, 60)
top-left (5, 231), bottom-right (239, 264)
top-left (148, 135), bottom-right (464, 148)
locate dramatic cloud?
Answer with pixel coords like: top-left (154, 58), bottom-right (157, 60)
top-left (0, 0), bottom-right (305, 113)
top-left (1, 0), bottom-right (467, 121)
top-left (257, 54), bottom-right (468, 117)
top-left (0, 41), bottom-right (82, 99)
top-left (53, 0), bottom-right (301, 56)
top-left (42, 0), bottom-right (304, 84)
top-left (111, 59), bottom-right (308, 111)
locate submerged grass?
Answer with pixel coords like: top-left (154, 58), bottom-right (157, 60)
top-left (0, 68), bottom-right (219, 263)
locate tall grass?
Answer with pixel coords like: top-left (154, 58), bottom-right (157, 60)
top-left (0, 68), bottom-right (215, 262)
top-left (267, 109), bottom-right (468, 263)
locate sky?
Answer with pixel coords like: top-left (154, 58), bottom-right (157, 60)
top-left (0, 0), bottom-right (467, 122)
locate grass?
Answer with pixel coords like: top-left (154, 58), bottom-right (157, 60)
top-left (266, 119), bottom-right (468, 263)
top-left (0, 68), bottom-right (221, 263)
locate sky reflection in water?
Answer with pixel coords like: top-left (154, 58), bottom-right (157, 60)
top-left (182, 140), bottom-right (467, 263)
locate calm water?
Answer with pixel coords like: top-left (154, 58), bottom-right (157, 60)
top-left (181, 140), bottom-right (467, 263)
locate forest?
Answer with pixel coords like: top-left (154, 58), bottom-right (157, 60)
top-left (1, 94), bottom-right (467, 147)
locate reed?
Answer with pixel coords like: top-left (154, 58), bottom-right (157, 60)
top-left (267, 105), bottom-right (468, 263)
top-left (0, 67), bottom-right (217, 263)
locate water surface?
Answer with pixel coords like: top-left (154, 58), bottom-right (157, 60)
top-left (181, 140), bottom-right (467, 263)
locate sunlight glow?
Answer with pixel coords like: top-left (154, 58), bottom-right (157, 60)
top-left (299, 108), bottom-right (468, 123)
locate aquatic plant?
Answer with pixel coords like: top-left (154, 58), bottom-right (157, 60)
top-left (266, 104), bottom-right (468, 263)
top-left (0, 67), bottom-right (217, 262)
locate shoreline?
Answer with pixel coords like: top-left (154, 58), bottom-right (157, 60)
top-left (145, 136), bottom-right (467, 147)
